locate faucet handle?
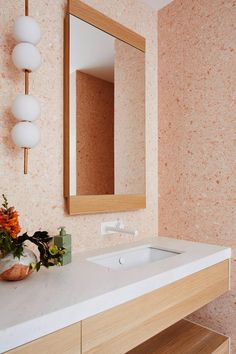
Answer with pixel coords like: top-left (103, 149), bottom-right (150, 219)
top-left (116, 218), bottom-right (124, 228)
top-left (101, 220), bottom-right (138, 236)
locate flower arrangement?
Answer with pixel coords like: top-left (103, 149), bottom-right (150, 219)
top-left (0, 195), bottom-right (65, 280)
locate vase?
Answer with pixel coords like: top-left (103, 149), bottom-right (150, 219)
top-left (0, 248), bottom-right (37, 281)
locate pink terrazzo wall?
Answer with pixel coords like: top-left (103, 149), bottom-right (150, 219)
top-left (76, 71), bottom-right (114, 195)
top-left (0, 0), bottom-right (158, 251)
top-left (158, 0), bottom-right (236, 351)
top-left (114, 40), bottom-right (145, 195)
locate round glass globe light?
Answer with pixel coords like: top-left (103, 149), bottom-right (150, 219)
top-left (11, 122), bottom-right (41, 149)
top-left (12, 94), bottom-right (41, 122)
top-left (13, 16), bottom-right (41, 45)
top-left (12, 43), bottom-right (41, 72)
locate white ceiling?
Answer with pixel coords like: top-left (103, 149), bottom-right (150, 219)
top-left (69, 1), bottom-right (173, 81)
top-left (70, 15), bottom-right (115, 83)
top-left (143, 0), bottom-right (173, 10)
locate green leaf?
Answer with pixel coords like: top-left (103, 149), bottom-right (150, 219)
top-left (36, 262), bottom-right (41, 272)
top-left (2, 194), bottom-right (9, 212)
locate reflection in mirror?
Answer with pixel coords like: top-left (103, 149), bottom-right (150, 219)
top-left (69, 14), bottom-right (145, 196)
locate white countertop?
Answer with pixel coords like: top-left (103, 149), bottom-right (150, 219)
top-left (0, 236), bottom-right (231, 353)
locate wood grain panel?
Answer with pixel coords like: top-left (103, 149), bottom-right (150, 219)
top-left (67, 194), bottom-right (146, 215)
top-left (127, 319), bottom-right (229, 354)
top-left (82, 261), bottom-right (230, 354)
top-left (6, 322), bottom-right (81, 354)
top-left (68, 0), bottom-right (145, 52)
top-left (213, 340), bottom-right (230, 354)
top-left (64, 14), bottom-right (70, 198)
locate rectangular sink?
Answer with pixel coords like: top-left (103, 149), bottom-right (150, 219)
top-left (87, 245), bottom-right (181, 270)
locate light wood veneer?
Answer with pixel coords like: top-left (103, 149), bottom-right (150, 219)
top-left (82, 260), bottom-right (230, 354)
top-left (6, 322), bottom-right (81, 354)
top-left (68, 0), bottom-right (145, 51)
top-left (127, 319), bottom-right (229, 354)
top-left (67, 194), bottom-right (146, 215)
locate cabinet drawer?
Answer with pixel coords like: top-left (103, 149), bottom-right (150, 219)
top-left (82, 261), bottom-right (229, 354)
top-left (6, 322), bottom-right (81, 354)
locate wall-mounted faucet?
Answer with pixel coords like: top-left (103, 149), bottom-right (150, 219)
top-left (101, 219), bottom-right (138, 236)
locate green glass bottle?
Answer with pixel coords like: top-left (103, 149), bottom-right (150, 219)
top-left (54, 226), bottom-right (72, 266)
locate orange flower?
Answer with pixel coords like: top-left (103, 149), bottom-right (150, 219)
top-left (0, 206), bottom-right (21, 238)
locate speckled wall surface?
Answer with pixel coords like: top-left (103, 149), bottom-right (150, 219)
top-left (158, 0), bottom-right (236, 351)
top-left (0, 0), bottom-right (157, 251)
top-left (114, 40), bottom-right (145, 195)
top-left (76, 71), bottom-right (114, 195)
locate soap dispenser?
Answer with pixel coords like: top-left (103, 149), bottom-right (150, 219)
top-left (54, 226), bottom-right (72, 265)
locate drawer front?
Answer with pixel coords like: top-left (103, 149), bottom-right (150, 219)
top-left (6, 322), bottom-right (81, 354)
top-left (82, 260), bottom-right (230, 354)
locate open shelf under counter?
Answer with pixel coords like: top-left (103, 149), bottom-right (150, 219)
top-left (127, 319), bottom-right (229, 354)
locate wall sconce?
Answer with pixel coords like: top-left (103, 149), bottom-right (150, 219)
top-left (11, 0), bottom-right (41, 174)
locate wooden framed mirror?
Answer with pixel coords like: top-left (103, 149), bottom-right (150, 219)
top-left (64, 0), bottom-right (146, 215)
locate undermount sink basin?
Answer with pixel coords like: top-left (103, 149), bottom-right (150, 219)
top-left (87, 245), bottom-right (181, 270)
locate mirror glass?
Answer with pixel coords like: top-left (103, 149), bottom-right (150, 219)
top-left (69, 14), bottom-right (145, 196)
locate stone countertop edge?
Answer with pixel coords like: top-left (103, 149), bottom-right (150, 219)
top-left (0, 237), bottom-right (231, 353)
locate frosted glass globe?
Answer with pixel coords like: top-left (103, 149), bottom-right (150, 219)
top-left (12, 43), bottom-right (41, 72)
top-left (12, 94), bottom-right (41, 122)
top-left (11, 122), bottom-right (41, 149)
top-left (13, 16), bottom-right (41, 45)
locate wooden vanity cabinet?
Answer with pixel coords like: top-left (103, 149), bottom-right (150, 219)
top-left (6, 322), bottom-right (81, 354)
top-left (6, 261), bottom-right (230, 354)
top-left (82, 260), bottom-right (229, 354)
